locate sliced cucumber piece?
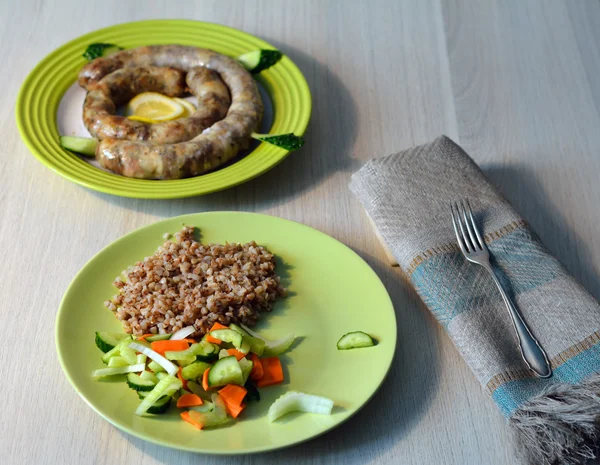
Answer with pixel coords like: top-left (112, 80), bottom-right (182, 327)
top-left (82, 43), bottom-right (123, 60)
top-left (268, 391), bottom-right (334, 422)
top-left (230, 324), bottom-right (266, 355)
top-left (196, 353), bottom-right (218, 363)
top-left (336, 331), bottom-right (375, 350)
top-left (210, 329), bottom-right (243, 348)
top-left (60, 136), bottom-right (98, 157)
top-left (181, 361), bottom-right (212, 381)
top-left (147, 395), bottom-right (171, 414)
top-left (139, 371), bottom-right (159, 384)
top-left (251, 132), bottom-right (305, 151)
top-left (126, 373), bottom-right (157, 391)
top-left (237, 49), bottom-right (282, 73)
top-left (240, 324), bottom-right (296, 356)
top-left (95, 332), bottom-right (131, 353)
top-left (239, 357), bottom-right (253, 385)
top-left (145, 333), bottom-right (171, 342)
top-left (177, 359), bottom-right (193, 367)
top-left (135, 375), bottom-right (182, 416)
top-left (148, 360), bottom-right (166, 373)
top-left (208, 356), bottom-right (243, 387)
top-left (218, 349), bottom-right (230, 359)
top-left (107, 356), bottom-right (129, 368)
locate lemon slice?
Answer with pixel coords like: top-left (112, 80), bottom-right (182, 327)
top-left (173, 98), bottom-right (197, 117)
top-left (127, 115), bottom-right (155, 123)
top-left (125, 92), bottom-right (185, 122)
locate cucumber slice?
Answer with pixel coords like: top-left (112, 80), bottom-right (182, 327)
top-left (147, 395), bottom-right (171, 414)
top-left (237, 49), bottom-right (282, 73)
top-left (207, 356), bottom-right (243, 387)
top-left (126, 373), bottom-right (157, 391)
top-left (177, 359), bottom-right (193, 367)
top-left (139, 371), bottom-right (159, 384)
top-left (196, 353), bottom-right (218, 363)
top-left (336, 331), bottom-right (375, 350)
top-left (240, 324), bottom-right (296, 356)
top-left (218, 349), bottom-right (230, 359)
top-left (148, 360), bottom-right (166, 373)
top-left (251, 132), bottom-right (305, 151)
top-left (268, 391), bottom-right (334, 422)
top-left (135, 375), bottom-right (182, 416)
top-left (230, 324), bottom-right (265, 355)
top-left (145, 334), bottom-right (171, 342)
top-left (60, 136), bottom-right (98, 157)
top-left (95, 332), bottom-right (131, 353)
top-left (107, 356), bottom-right (129, 368)
top-left (210, 329), bottom-right (243, 348)
top-left (181, 361), bottom-right (212, 381)
top-left (82, 43), bottom-right (123, 60)
top-left (239, 357), bottom-right (253, 385)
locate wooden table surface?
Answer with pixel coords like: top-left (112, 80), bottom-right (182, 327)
top-left (2, 1), bottom-right (600, 464)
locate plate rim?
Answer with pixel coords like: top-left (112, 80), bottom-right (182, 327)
top-left (16, 19), bottom-right (312, 199)
top-left (55, 211), bottom-right (397, 454)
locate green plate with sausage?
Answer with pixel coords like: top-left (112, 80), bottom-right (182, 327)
top-left (56, 212), bottom-right (397, 454)
top-left (16, 20), bottom-right (311, 199)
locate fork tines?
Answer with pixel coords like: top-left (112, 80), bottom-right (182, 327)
top-left (451, 200), bottom-right (486, 253)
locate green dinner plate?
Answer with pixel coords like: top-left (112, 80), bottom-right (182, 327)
top-left (56, 212), bottom-right (397, 454)
top-left (16, 20), bottom-right (311, 199)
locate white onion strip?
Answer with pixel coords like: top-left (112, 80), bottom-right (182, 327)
top-left (129, 342), bottom-right (178, 376)
top-left (170, 326), bottom-right (196, 341)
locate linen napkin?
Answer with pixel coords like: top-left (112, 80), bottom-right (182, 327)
top-left (350, 136), bottom-right (600, 465)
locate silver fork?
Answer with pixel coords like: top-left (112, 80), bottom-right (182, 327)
top-left (451, 200), bottom-right (552, 378)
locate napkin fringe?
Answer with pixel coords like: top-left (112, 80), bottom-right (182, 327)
top-left (510, 373), bottom-right (600, 465)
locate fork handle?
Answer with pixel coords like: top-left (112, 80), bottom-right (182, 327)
top-left (483, 265), bottom-right (552, 378)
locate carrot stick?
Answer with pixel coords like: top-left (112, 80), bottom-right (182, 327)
top-left (205, 322), bottom-right (229, 344)
top-left (202, 367), bottom-right (211, 391)
top-left (180, 411), bottom-right (203, 429)
top-left (256, 357), bottom-right (284, 388)
top-left (222, 400), bottom-right (246, 419)
top-left (150, 340), bottom-right (189, 356)
top-left (250, 354), bottom-right (264, 380)
top-left (218, 384), bottom-right (247, 407)
top-left (177, 393), bottom-right (203, 408)
top-left (136, 333), bottom-right (155, 342)
top-left (226, 348), bottom-right (246, 361)
top-left (177, 366), bottom-right (188, 390)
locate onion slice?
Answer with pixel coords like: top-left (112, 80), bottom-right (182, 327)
top-left (129, 342), bottom-right (178, 376)
top-left (170, 326), bottom-right (196, 341)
